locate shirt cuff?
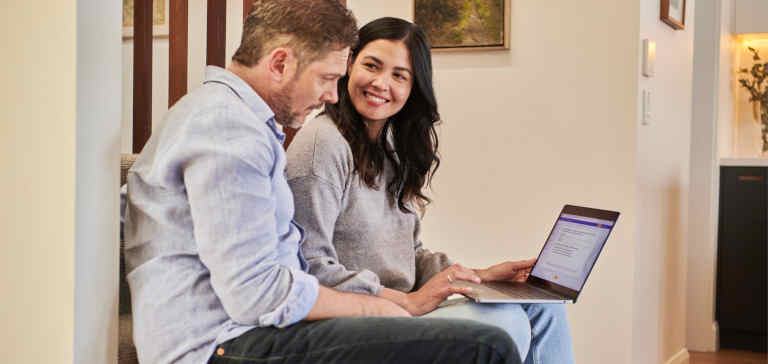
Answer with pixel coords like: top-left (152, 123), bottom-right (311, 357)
top-left (355, 269), bottom-right (383, 296)
top-left (257, 267), bottom-right (319, 328)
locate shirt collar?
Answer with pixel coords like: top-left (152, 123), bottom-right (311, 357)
top-left (202, 66), bottom-right (285, 142)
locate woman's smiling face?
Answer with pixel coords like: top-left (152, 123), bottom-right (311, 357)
top-left (347, 39), bottom-right (413, 124)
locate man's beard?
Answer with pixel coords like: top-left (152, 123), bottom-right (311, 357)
top-left (269, 80), bottom-right (302, 128)
top-left (269, 79), bottom-right (323, 129)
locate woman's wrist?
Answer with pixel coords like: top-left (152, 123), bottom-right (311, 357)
top-left (380, 287), bottom-right (413, 312)
top-left (473, 268), bottom-right (491, 282)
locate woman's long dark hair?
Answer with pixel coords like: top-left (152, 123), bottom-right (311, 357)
top-left (325, 17), bottom-right (440, 214)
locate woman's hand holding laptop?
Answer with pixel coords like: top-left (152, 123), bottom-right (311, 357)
top-left (473, 258), bottom-right (537, 283)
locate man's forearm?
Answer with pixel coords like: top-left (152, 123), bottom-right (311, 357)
top-left (304, 286), bottom-right (409, 320)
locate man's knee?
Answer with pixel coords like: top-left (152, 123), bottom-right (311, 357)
top-left (429, 319), bottom-right (520, 364)
top-left (467, 323), bottom-right (521, 364)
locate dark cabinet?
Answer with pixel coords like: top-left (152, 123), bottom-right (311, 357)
top-left (716, 166), bottom-right (767, 352)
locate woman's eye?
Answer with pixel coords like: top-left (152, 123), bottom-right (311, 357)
top-left (363, 63), bottom-right (377, 70)
top-left (394, 73), bottom-right (408, 81)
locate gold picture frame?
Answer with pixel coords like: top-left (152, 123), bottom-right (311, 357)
top-left (122, 0), bottom-right (170, 39)
top-left (413, 0), bottom-right (511, 52)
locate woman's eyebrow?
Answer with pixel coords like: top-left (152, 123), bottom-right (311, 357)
top-left (362, 55), bottom-right (412, 75)
top-left (362, 55), bottom-right (383, 65)
top-left (394, 66), bottom-right (412, 75)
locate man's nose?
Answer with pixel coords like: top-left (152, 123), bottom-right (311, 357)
top-left (321, 85), bottom-right (339, 104)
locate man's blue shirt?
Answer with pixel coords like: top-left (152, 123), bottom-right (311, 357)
top-left (124, 66), bottom-right (319, 364)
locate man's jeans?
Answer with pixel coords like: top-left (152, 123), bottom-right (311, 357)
top-left (208, 317), bottom-right (521, 363)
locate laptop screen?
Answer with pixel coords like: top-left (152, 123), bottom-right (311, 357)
top-left (530, 211), bottom-right (615, 292)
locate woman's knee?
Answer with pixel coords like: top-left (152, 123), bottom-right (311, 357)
top-left (523, 303), bottom-right (569, 324)
top-left (522, 303), bottom-right (572, 339)
top-left (489, 304), bottom-right (532, 359)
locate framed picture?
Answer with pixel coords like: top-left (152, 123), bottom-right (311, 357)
top-left (660, 0), bottom-right (685, 30)
top-left (123, 0), bottom-right (169, 39)
top-left (414, 0), bottom-right (510, 51)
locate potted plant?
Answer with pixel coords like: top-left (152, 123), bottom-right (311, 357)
top-left (738, 47), bottom-right (768, 154)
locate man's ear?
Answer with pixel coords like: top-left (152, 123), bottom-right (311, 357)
top-left (347, 53), bottom-right (355, 73)
top-left (265, 47), bottom-right (297, 83)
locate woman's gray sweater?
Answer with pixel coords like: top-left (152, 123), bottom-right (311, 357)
top-left (286, 115), bottom-right (452, 295)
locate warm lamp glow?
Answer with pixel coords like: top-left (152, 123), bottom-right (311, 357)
top-left (737, 33), bottom-right (768, 47)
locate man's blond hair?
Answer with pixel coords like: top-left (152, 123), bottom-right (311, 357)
top-left (233, 0), bottom-right (358, 70)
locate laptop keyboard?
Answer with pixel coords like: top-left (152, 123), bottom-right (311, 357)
top-left (453, 281), bottom-right (565, 301)
top-left (484, 281), bottom-right (564, 299)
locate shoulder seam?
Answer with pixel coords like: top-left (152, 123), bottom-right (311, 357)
top-left (308, 130), bottom-right (345, 193)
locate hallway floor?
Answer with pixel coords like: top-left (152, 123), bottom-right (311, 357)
top-left (689, 350), bottom-right (767, 364)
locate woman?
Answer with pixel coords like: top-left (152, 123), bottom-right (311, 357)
top-left (286, 17), bottom-right (574, 364)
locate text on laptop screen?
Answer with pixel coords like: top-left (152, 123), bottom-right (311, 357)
top-left (530, 213), bottom-right (614, 291)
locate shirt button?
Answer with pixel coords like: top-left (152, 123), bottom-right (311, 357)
top-left (216, 347), bottom-right (225, 356)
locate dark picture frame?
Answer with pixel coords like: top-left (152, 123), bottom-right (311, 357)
top-left (414, 0), bottom-right (510, 51)
top-left (661, 0), bottom-right (686, 30)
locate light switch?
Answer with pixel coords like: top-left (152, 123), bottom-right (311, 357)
top-left (642, 89), bottom-right (652, 125)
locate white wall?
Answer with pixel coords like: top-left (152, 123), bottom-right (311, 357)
top-left (732, 0), bottom-right (768, 34)
top-left (633, 0), bottom-right (696, 363)
top-left (348, 1), bottom-right (639, 363)
top-left (0, 2), bottom-right (77, 363)
top-left (1, 1), bottom-right (120, 363)
top-left (718, 1), bottom-right (736, 160)
top-left (75, 0), bottom-right (122, 363)
top-left (688, 0), bottom-right (725, 352)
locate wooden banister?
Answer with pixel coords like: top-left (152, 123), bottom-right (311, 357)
top-left (206, 0), bottom-right (227, 67)
top-left (133, 0), bottom-right (153, 153)
top-left (169, 0), bottom-right (188, 108)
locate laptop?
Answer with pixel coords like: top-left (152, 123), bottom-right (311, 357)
top-left (451, 205), bottom-right (619, 304)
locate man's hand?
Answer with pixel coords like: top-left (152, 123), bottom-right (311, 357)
top-left (474, 258), bottom-right (537, 282)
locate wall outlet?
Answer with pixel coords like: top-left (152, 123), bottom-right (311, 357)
top-left (642, 89), bottom-right (652, 125)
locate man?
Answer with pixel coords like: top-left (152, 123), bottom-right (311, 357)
top-left (125, 1), bottom-right (520, 363)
